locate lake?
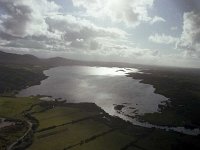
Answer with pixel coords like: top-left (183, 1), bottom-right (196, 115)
top-left (18, 66), bottom-right (200, 135)
top-left (19, 66), bottom-right (167, 117)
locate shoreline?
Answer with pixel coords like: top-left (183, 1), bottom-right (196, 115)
top-left (35, 96), bottom-right (200, 136)
top-left (16, 65), bottom-right (200, 136)
top-left (127, 68), bottom-right (200, 130)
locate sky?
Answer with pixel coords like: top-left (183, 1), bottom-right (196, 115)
top-left (0, 0), bottom-right (200, 68)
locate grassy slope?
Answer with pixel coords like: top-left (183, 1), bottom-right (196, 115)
top-left (71, 131), bottom-right (134, 150)
top-left (0, 96), bottom-right (39, 119)
top-left (33, 106), bottom-right (99, 130)
top-left (28, 103), bottom-right (113, 150)
top-left (29, 120), bottom-right (111, 150)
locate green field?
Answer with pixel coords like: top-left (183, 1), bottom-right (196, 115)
top-left (71, 131), bottom-right (134, 150)
top-left (1, 97), bottom-right (200, 150)
top-left (29, 120), bottom-right (111, 150)
top-left (26, 101), bottom-right (137, 150)
top-left (0, 96), bottom-right (39, 119)
top-left (33, 106), bottom-right (100, 130)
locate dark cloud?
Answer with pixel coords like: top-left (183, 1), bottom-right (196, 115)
top-left (0, 0), bottom-right (32, 37)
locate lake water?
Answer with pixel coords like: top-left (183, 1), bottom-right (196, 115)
top-left (18, 66), bottom-right (199, 135)
top-left (19, 66), bottom-right (167, 116)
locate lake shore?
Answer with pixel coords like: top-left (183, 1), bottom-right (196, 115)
top-left (127, 67), bottom-right (200, 130)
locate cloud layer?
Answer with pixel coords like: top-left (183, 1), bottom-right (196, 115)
top-left (0, 0), bottom-right (199, 68)
top-left (0, 0), bottom-right (160, 63)
top-left (72, 0), bottom-right (164, 26)
top-left (177, 11), bottom-right (200, 58)
top-left (149, 34), bottom-right (178, 44)
top-left (149, 11), bottom-right (200, 59)
top-left (0, 0), bottom-right (59, 38)
top-left (0, 0), bottom-right (127, 52)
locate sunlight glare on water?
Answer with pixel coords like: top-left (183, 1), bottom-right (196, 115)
top-left (87, 67), bottom-right (139, 76)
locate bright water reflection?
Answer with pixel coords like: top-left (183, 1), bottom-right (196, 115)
top-left (18, 66), bottom-right (200, 135)
top-left (19, 66), bottom-right (166, 116)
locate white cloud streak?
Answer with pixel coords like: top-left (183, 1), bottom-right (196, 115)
top-left (150, 16), bottom-right (166, 24)
top-left (149, 34), bottom-right (178, 44)
top-left (177, 11), bottom-right (200, 58)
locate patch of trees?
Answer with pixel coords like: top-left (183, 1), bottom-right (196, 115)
top-left (0, 65), bottom-right (47, 94)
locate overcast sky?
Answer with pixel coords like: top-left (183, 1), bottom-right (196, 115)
top-left (0, 0), bottom-right (200, 68)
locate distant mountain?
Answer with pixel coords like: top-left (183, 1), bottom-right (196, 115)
top-left (0, 51), bottom-right (41, 65)
top-left (0, 50), bottom-right (140, 68)
top-left (44, 57), bottom-right (83, 66)
top-left (0, 51), bottom-right (82, 67)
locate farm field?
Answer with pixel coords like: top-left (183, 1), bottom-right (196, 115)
top-left (1, 96), bottom-right (200, 150)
